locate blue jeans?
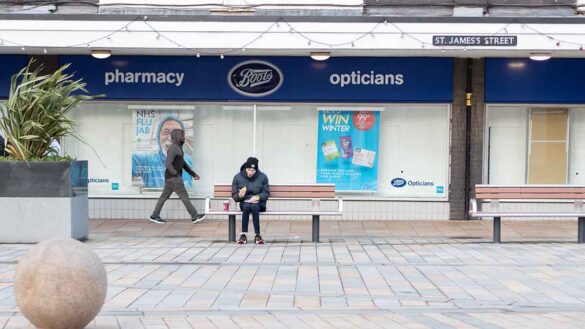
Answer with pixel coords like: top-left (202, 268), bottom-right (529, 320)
top-left (241, 203), bottom-right (261, 235)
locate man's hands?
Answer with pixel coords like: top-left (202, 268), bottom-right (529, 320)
top-left (238, 187), bottom-right (259, 203)
top-left (193, 173), bottom-right (200, 180)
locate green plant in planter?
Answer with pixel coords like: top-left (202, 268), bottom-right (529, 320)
top-left (0, 60), bottom-right (100, 161)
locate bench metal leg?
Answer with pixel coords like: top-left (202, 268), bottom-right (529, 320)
top-left (579, 217), bottom-right (585, 244)
top-left (229, 215), bottom-right (236, 242)
top-left (312, 215), bottom-right (320, 243)
top-left (493, 217), bottom-right (501, 243)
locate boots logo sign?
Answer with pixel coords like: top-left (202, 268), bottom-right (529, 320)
top-left (228, 61), bottom-right (283, 97)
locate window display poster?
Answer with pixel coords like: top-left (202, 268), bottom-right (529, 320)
top-left (132, 108), bottom-right (194, 188)
top-left (317, 110), bottom-right (380, 190)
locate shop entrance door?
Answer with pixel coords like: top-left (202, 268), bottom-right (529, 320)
top-left (527, 108), bottom-right (569, 184)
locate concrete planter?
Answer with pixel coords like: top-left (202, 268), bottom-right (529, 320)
top-left (0, 161), bottom-right (88, 243)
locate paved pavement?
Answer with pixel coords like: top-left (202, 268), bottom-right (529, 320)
top-left (1, 219), bottom-right (585, 328)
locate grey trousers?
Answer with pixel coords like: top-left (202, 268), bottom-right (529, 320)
top-left (152, 176), bottom-right (198, 217)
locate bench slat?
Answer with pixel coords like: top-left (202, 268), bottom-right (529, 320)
top-left (475, 186), bottom-right (585, 192)
top-left (214, 191), bottom-right (336, 198)
top-left (213, 184), bottom-right (336, 198)
top-left (476, 193), bottom-right (585, 199)
top-left (477, 187), bottom-right (585, 193)
top-left (214, 185), bottom-right (334, 192)
top-left (475, 186), bottom-right (585, 200)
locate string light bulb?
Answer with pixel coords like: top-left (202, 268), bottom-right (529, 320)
top-left (220, 54), bottom-right (224, 59)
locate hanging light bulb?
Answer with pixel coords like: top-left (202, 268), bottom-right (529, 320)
top-left (220, 54), bottom-right (224, 59)
top-left (196, 53), bottom-right (201, 58)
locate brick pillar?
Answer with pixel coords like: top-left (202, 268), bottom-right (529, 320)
top-left (470, 59), bottom-right (485, 201)
top-left (450, 58), bottom-right (485, 220)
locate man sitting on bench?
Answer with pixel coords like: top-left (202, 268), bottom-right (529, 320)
top-left (231, 157), bottom-right (270, 245)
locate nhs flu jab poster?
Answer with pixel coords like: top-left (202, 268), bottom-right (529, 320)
top-left (131, 108), bottom-right (194, 188)
top-left (316, 110), bottom-right (380, 191)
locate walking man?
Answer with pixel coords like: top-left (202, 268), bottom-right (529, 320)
top-left (149, 129), bottom-right (206, 224)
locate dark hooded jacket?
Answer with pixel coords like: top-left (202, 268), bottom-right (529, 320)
top-left (231, 160), bottom-right (270, 211)
top-left (165, 129), bottom-right (196, 179)
top-left (0, 135), bottom-right (5, 157)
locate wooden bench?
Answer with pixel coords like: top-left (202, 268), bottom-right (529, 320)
top-left (205, 184), bottom-right (343, 242)
top-left (470, 185), bottom-right (585, 243)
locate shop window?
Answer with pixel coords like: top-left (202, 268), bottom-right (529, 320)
top-left (527, 108), bottom-right (568, 184)
top-left (67, 102), bottom-right (450, 199)
top-left (486, 106), bottom-right (583, 185)
top-left (485, 107), bottom-right (528, 184)
top-left (570, 108), bottom-right (585, 184)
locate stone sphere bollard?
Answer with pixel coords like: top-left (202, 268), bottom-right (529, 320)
top-left (15, 239), bottom-right (107, 329)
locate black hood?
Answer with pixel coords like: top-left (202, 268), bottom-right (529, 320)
top-left (170, 129), bottom-right (184, 146)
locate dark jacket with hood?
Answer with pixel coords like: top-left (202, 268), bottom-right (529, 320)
top-left (231, 160), bottom-right (270, 211)
top-left (0, 135), bottom-right (5, 157)
top-left (165, 129), bottom-right (197, 180)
